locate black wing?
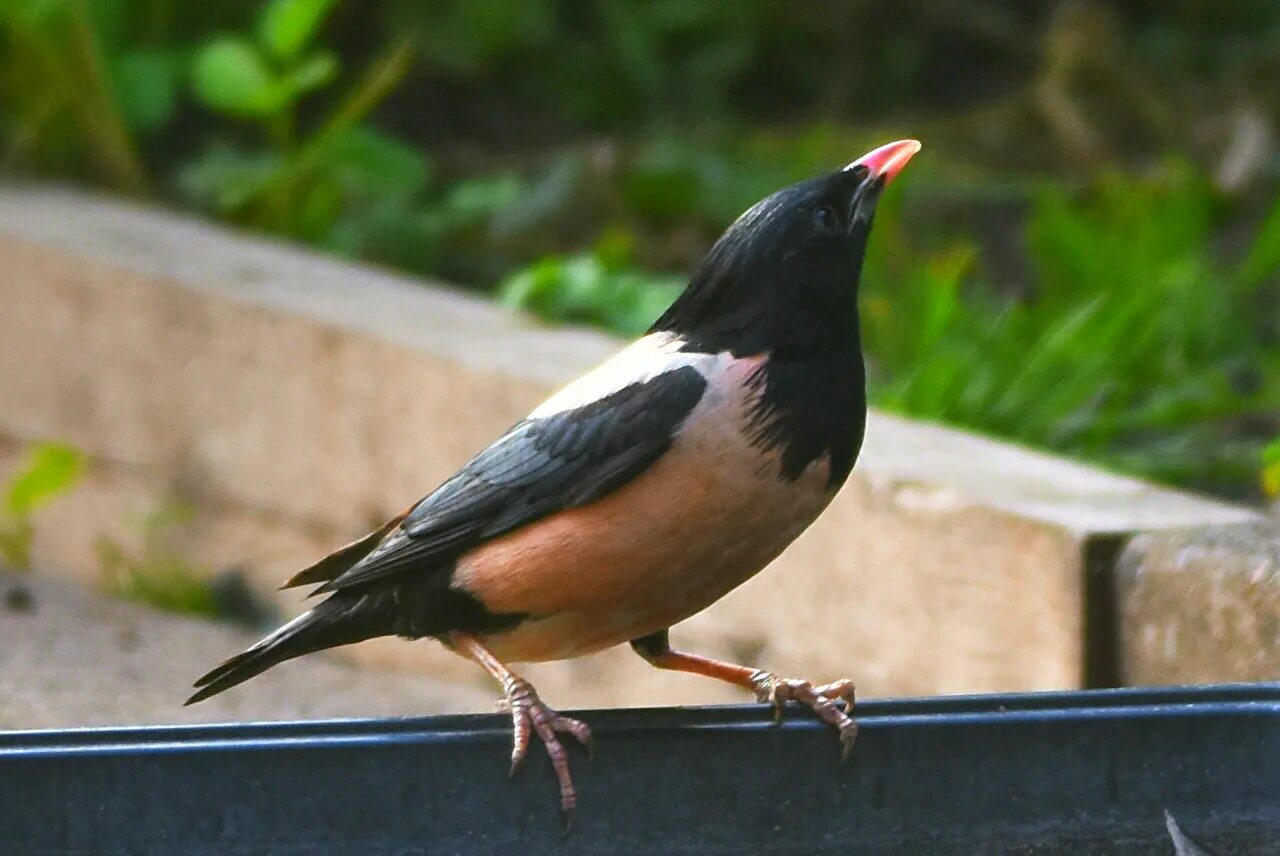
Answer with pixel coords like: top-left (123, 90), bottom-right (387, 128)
top-left (313, 366), bottom-right (707, 593)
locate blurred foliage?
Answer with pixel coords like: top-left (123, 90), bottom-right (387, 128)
top-left (180, 0), bottom-right (421, 247)
top-left (0, 441), bottom-right (270, 621)
top-left (501, 230), bottom-right (683, 337)
top-left (96, 500), bottom-right (221, 618)
top-left (862, 163), bottom-right (1280, 494)
top-left (0, 443), bottom-right (86, 570)
top-left (1264, 438), bottom-right (1280, 498)
top-left (0, 0), bottom-right (154, 191)
top-left (191, 2), bottom-right (339, 122)
top-left (2, 0), bottom-right (1279, 498)
top-left (389, 0), bottom-right (837, 127)
top-left (386, 1), bottom-right (1280, 168)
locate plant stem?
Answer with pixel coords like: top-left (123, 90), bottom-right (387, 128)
top-left (267, 109), bottom-right (296, 152)
top-left (308, 38), bottom-right (418, 153)
top-left (65, 0), bottom-right (149, 194)
top-left (257, 38), bottom-right (417, 227)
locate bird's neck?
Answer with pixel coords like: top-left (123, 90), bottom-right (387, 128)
top-left (658, 283), bottom-right (868, 489)
top-left (744, 331), bottom-right (866, 490)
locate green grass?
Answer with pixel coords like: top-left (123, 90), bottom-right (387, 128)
top-left (96, 501), bottom-right (223, 619)
top-left (862, 162), bottom-right (1280, 495)
top-left (0, 442), bottom-right (86, 570)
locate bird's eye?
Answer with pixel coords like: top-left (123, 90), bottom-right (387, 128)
top-left (811, 204), bottom-right (840, 234)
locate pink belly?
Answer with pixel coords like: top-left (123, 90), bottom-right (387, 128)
top-left (452, 382), bottom-right (834, 662)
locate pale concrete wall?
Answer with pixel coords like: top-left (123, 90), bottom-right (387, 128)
top-left (1116, 523), bottom-right (1279, 684)
top-left (0, 188), bottom-right (1261, 711)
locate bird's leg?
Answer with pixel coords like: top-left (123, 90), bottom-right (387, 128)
top-left (450, 633), bottom-right (593, 831)
top-left (630, 630), bottom-right (858, 759)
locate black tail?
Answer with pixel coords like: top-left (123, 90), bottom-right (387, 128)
top-left (186, 594), bottom-right (382, 705)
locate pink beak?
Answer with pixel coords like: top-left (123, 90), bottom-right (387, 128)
top-left (844, 139), bottom-right (922, 184)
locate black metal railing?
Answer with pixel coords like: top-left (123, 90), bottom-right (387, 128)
top-left (2, 683), bottom-right (1277, 854)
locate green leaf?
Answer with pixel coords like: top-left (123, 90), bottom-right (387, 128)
top-left (192, 37), bottom-right (284, 118)
top-left (177, 147), bottom-right (283, 213)
top-left (594, 227), bottom-right (636, 270)
top-left (323, 126), bottom-right (431, 198)
top-left (1264, 438), bottom-right (1280, 497)
top-left (441, 174), bottom-right (521, 225)
top-left (498, 250), bottom-right (682, 337)
top-left (291, 177), bottom-right (344, 241)
top-left (5, 442), bottom-right (85, 517)
top-left (258, 0), bottom-right (339, 62)
top-left (109, 50), bottom-right (183, 132)
top-left (280, 50), bottom-right (339, 98)
top-left (1235, 199), bottom-right (1280, 292)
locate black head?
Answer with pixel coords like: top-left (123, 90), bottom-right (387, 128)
top-left (651, 140), bottom-right (921, 357)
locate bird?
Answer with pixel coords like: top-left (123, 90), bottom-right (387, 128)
top-left (187, 138), bottom-right (922, 828)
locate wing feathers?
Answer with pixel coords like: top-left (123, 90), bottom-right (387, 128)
top-left (315, 365), bottom-right (707, 594)
top-left (279, 512), bottom-right (407, 589)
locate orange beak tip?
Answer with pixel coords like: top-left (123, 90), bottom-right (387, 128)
top-left (844, 139), bottom-right (922, 184)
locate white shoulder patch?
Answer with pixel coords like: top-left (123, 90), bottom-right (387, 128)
top-left (529, 333), bottom-right (714, 418)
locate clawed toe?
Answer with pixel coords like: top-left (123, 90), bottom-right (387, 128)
top-left (551, 713), bottom-right (595, 759)
top-left (502, 676), bottom-right (593, 831)
top-left (750, 671), bottom-right (859, 760)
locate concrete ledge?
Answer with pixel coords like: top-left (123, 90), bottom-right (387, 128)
top-left (1116, 523), bottom-right (1280, 684)
top-left (0, 572), bottom-right (489, 729)
top-left (0, 187), bottom-right (1262, 710)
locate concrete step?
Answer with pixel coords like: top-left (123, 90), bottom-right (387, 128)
top-left (0, 572), bottom-right (489, 729)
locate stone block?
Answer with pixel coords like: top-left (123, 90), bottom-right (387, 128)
top-left (1116, 523), bottom-right (1280, 684)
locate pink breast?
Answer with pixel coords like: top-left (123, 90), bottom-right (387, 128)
top-left (453, 353), bottom-right (835, 662)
